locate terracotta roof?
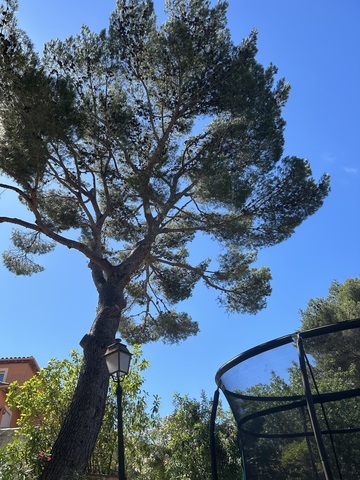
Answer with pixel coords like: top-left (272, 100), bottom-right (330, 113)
top-left (0, 356), bottom-right (40, 373)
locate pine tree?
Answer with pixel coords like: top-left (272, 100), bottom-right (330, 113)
top-left (0, 1), bottom-right (329, 477)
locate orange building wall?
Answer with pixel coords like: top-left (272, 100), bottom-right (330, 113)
top-left (0, 389), bottom-right (6, 408)
top-left (0, 357), bottom-right (40, 428)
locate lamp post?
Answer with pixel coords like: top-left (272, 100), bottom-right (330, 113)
top-left (104, 339), bottom-right (132, 480)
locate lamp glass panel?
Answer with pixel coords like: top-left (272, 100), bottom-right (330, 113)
top-left (120, 354), bottom-right (131, 376)
top-left (105, 351), bottom-right (120, 376)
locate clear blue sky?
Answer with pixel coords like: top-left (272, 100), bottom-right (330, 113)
top-left (1, 0), bottom-right (359, 414)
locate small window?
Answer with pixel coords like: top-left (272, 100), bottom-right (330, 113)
top-left (0, 372), bottom-right (5, 382)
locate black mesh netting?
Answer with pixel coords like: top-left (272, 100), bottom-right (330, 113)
top-left (214, 319), bottom-right (360, 480)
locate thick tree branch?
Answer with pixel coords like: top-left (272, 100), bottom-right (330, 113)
top-left (0, 214), bottom-right (111, 274)
top-left (0, 182), bottom-right (32, 202)
top-left (0, 216), bottom-right (41, 232)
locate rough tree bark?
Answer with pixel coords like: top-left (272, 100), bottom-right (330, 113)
top-left (39, 284), bottom-right (121, 478)
top-left (39, 248), bottom-right (149, 479)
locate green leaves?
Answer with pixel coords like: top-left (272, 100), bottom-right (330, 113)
top-left (0, 64), bottom-right (80, 185)
top-left (120, 310), bottom-right (199, 344)
top-left (154, 263), bottom-right (202, 303)
top-left (215, 248), bottom-right (272, 314)
top-left (37, 190), bottom-right (84, 232)
top-left (0, 351), bottom-right (81, 478)
top-left (151, 310), bottom-right (199, 343)
top-left (0, 348), bottom-right (161, 479)
top-left (152, 391), bottom-right (242, 480)
top-left (2, 230), bottom-right (55, 275)
top-left (0, 0), bottom-right (330, 343)
top-left (300, 277), bottom-right (360, 377)
top-left (301, 278), bottom-right (360, 331)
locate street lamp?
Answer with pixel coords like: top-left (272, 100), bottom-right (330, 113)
top-left (104, 339), bottom-right (132, 480)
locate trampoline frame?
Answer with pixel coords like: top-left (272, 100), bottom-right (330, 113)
top-left (212, 318), bottom-right (360, 480)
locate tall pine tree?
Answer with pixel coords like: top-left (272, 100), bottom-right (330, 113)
top-left (0, 1), bottom-right (329, 477)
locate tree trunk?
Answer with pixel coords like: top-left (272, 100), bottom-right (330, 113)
top-left (40, 273), bottom-right (126, 480)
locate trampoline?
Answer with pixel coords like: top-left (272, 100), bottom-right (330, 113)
top-left (211, 318), bottom-right (360, 480)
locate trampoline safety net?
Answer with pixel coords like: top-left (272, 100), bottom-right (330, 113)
top-left (214, 319), bottom-right (360, 480)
